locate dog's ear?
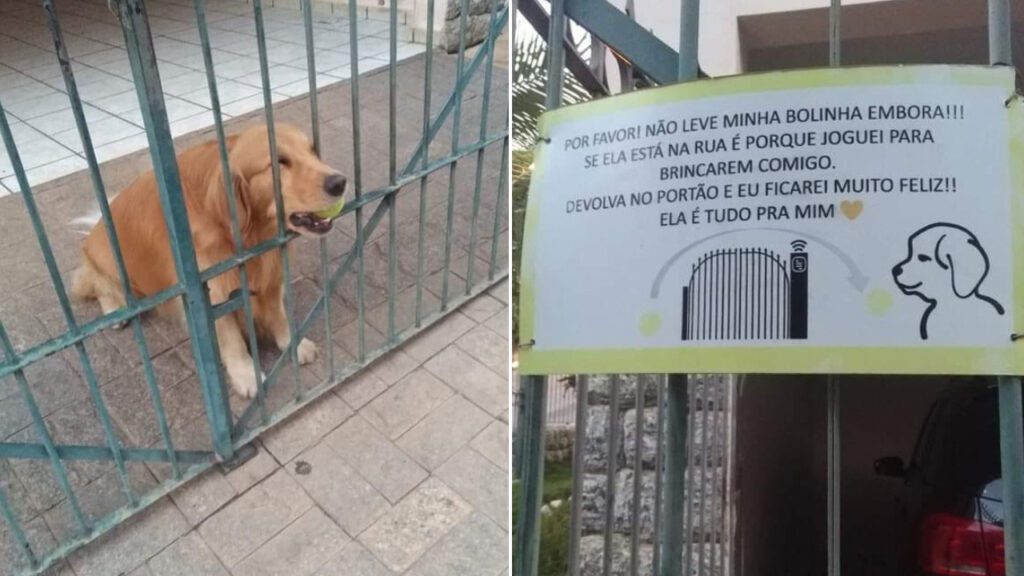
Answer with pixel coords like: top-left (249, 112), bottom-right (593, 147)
top-left (232, 171), bottom-right (254, 236)
top-left (935, 232), bottom-right (988, 298)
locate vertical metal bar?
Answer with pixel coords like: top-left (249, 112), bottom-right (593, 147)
top-left (829, 0), bottom-right (841, 67)
top-left (726, 376), bottom-right (737, 576)
top-left (652, 376), bottom-right (666, 572)
top-left (192, 0), bottom-right (266, 428)
top-left (488, 132), bottom-right (509, 280)
top-left (414, 0), bottom-right (435, 328)
top-left (0, 101), bottom-right (136, 505)
top-left (989, 0), bottom-right (1013, 65)
top-left (659, 375), bottom-right (689, 576)
top-left (386, 0), bottom-right (398, 343)
top-left (998, 377), bottom-right (1024, 574)
top-left (514, 375), bottom-right (548, 576)
top-left (991, 8), bottom-right (1021, 571)
top-left (348, 0), bottom-right (367, 361)
top-left (630, 377), bottom-right (644, 576)
top-left (46, 0), bottom-right (180, 478)
top-left (604, 376), bottom-right (621, 576)
top-left (440, 0), bottom-right (470, 310)
top-left (711, 379), bottom-right (724, 574)
top-left (118, 0), bottom-right (235, 461)
top-left (545, 0), bottom-right (567, 109)
top-left (320, 241), bottom-right (336, 381)
top-left (0, 483), bottom-right (34, 568)
top-left (663, 1), bottom-right (700, 567)
top-left (300, 0), bottom-right (320, 153)
top-left (466, 0), bottom-right (501, 291)
top-left (252, 0), bottom-right (302, 401)
top-left (683, 377), bottom-right (697, 571)
top-left (697, 380), bottom-right (710, 573)
top-left (0, 322), bottom-right (87, 532)
top-left (567, 375), bottom-right (590, 576)
top-left (827, 378), bottom-right (841, 576)
top-left (677, 0), bottom-right (700, 81)
top-left (828, 3), bottom-right (842, 574)
top-left (721, 377), bottom-right (733, 576)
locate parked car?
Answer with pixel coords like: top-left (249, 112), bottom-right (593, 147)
top-left (875, 379), bottom-right (1015, 576)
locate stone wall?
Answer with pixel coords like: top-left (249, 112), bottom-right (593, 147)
top-left (578, 375), bottom-right (730, 576)
top-left (443, 0), bottom-right (504, 52)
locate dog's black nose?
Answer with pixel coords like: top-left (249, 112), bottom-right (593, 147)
top-left (324, 174), bottom-right (346, 197)
top-left (893, 265), bottom-right (903, 277)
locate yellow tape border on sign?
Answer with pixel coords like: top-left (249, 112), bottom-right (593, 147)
top-left (518, 64), bottom-right (1024, 376)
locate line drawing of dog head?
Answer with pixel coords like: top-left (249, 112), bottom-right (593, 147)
top-left (891, 222), bottom-right (1004, 340)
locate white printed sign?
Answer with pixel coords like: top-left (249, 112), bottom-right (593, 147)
top-left (518, 66), bottom-right (1024, 375)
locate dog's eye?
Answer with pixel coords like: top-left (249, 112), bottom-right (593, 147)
top-left (278, 156), bottom-right (291, 167)
top-left (917, 254), bottom-right (932, 263)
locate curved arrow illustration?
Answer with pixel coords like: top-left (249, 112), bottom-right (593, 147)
top-left (649, 226), bottom-right (870, 298)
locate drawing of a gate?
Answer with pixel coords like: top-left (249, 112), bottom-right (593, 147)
top-left (681, 246), bottom-right (809, 341)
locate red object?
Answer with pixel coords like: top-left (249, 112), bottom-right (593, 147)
top-left (919, 513), bottom-right (1005, 575)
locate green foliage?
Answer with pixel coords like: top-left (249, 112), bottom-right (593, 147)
top-left (511, 464), bottom-right (575, 576)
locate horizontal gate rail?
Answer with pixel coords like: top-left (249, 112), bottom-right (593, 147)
top-left (0, 443), bottom-right (212, 464)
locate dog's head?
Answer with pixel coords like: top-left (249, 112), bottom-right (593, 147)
top-left (227, 123), bottom-right (346, 236)
top-left (892, 223), bottom-right (990, 302)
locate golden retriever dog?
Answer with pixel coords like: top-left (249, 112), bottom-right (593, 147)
top-left (71, 123), bottom-right (346, 398)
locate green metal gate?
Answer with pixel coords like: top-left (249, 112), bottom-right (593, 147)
top-left (0, 0), bottom-right (508, 572)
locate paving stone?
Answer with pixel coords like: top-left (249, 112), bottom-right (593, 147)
top-left (456, 294), bottom-right (504, 323)
top-left (482, 307), bottom-right (508, 339)
top-left (262, 393), bottom-right (353, 463)
top-left (435, 448), bottom-right (508, 529)
top-left (365, 349), bottom-right (419, 387)
top-left (454, 325), bottom-right (506, 375)
top-left (147, 531), bottom-right (229, 576)
top-left (313, 542), bottom-right (396, 576)
top-left (0, 516), bottom-right (56, 576)
top-left (470, 420), bottom-right (508, 471)
top-left (400, 311), bottom-right (475, 363)
top-left (233, 508), bottom-right (349, 576)
top-left (361, 369), bottom-right (452, 440)
top-left (324, 414), bottom-right (427, 503)
top-left (397, 395), bottom-right (491, 471)
top-left (287, 443), bottom-right (390, 537)
top-left (333, 370), bottom-right (388, 410)
top-left (44, 463), bottom-right (159, 543)
top-left (487, 279), bottom-right (508, 304)
top-left (424, 345), bottom-right (506, 416)
top-left (404, 513), bottom-right (508, 576)
top-left (69, 498), bottom-right (189, 576)
top-left (223, 443), bottom-right (279, 494)
top-left (170, 468), bottom-right (237, 527)
top-left (198, 469), bottom-right (313, 567)
top-left (357, 478), bottom-right (472, 573)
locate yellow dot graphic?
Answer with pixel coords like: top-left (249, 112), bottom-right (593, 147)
top-left (639, 312), bottom-right (662, 337)
top-left (866, 288), bottom-right (893, 316)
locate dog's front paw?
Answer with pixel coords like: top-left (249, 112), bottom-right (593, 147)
top-left (297, 338), bottom-right (318, 365)
top-left (227, 362), bottom-right (264, 399)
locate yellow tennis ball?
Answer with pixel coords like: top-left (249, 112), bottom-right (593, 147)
top-left (314, 199), bottom-right (345, 220)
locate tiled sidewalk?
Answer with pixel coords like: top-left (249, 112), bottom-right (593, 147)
top-left (0, 0), bottom-right (423, 192)
top-left (55, 284), bottom-right (509, 576)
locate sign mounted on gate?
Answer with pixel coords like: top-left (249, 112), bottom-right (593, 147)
top-left (519, 65), bottom-right (1024, 376)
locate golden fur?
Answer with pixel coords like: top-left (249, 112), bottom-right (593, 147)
top-left (72, 123), bottom-right (345, 398)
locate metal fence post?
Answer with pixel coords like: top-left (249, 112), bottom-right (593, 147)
top-left (659, 375), bottom-right (688, 576)
top-left (659, 1), bottom-right (700, 574)
top-left (515, 375), bottom-right (548, 576)
top-left (116, 0), bottom-right (234, 461)
top-left (988, 0), bottom-right (1024, 573)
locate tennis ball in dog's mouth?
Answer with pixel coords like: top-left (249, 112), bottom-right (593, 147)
top-left (314, 199), bottom-right (345, 220)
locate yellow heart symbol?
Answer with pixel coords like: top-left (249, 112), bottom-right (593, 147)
top-left (840, 200), bottom-right (863, 220)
